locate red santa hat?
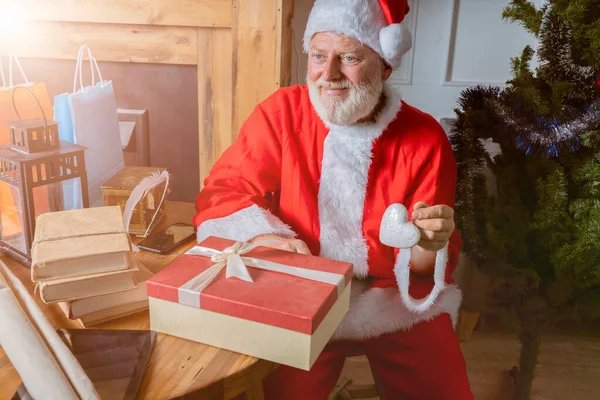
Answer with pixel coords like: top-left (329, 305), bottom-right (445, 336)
top-left (303, 0), bottom-right (412, 70)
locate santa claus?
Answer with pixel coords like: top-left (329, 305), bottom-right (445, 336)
top-left (193, 0), bottom-right (473, 398)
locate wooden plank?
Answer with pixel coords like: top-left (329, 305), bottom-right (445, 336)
top-left (197, 28), bottom-right (232, 188)
top-left (275, 0), bottom-right (294, 88)
top-left (19, 0), bottom-right (232, 28)
top-left (1, 21), bottom-right (198, 65)
top-left (231, 0), bottom-right (293, 140)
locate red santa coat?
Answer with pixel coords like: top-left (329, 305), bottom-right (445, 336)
top-left (194, 83), bottom-right (462, 340)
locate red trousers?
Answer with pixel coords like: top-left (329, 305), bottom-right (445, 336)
top-left (263, 314), bottom-right (473, 400)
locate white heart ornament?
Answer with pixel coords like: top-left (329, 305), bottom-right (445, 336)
top-left (379, 203), bottom-right (421, 249)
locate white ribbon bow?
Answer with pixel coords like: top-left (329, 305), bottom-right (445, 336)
top-left (178, 241), bottom-right (346, 309)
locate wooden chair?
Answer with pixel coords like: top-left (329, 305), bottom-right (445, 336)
top-left (328, 348), bottom-right (386, 400)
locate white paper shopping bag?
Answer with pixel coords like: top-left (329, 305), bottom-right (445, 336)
top-left (67, 45), bottom-right (124, 206)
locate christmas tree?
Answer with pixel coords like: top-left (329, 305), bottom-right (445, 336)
top-left (450, 1), bottom-right (600, 399)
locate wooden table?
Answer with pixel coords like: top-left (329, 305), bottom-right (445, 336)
top-left (0, 201), bottom-right (277, 399)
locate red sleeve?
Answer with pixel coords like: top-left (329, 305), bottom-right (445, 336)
top-left (397, 121), bottom-right (463, 284)
top-left (192, 102), bottom-right (295, 243)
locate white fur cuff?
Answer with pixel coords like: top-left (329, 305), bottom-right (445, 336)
top-left (332, 280), bottom-right (462, 341)
top-left (196, 204), bottom-right (296, 243)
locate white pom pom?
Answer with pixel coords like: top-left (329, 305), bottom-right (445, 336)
top-left (379, 23), bottom-right (412, 69)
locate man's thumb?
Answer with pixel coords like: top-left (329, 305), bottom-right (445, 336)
top-left (412, 201), bottom-right (429, 219)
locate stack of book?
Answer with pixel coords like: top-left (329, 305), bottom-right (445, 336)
top-left (31, 206), bottom-right (154, 327)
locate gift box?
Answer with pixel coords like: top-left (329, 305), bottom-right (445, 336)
top-left (147, 236), bottom-right (353, 370)
top-left (101, 166), bottom-right (168, 237)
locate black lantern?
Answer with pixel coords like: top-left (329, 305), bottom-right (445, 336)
top-left (0, 87), bottom-right (89, 266)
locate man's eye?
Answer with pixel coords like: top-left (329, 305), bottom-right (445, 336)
top-left (344, 56), bottom-right (357, 62)
top-left (313, 53), bottom-right (324, 60)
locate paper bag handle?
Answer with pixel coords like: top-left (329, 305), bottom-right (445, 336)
top-left (7, 52), bottom-right (30, 87)
top-left (73, 45), bottom-right (104, 93)
top-left (11, 86), bottom-right (49, 133)
top-left (0, 57), bottom-right (6, 88)
top-left (74, 45), bottom-right (95, 91)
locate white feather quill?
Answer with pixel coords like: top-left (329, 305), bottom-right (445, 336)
top-left (122, 170), bottom-right (170, 243)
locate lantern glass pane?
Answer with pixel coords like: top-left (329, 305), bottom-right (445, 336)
top-left (0, 181), bottom-right (27, 254)
top-left (32, 177), bottom-right (84, 218)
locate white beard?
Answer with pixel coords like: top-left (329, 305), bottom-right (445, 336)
top-left (307, 72), bottom-right (384, 126)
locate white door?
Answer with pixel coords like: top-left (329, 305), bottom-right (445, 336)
top-left (391, 0), bottom-right (543, 122)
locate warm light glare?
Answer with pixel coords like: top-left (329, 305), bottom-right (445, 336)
top-left (1, 1), bottom-right (28, 45)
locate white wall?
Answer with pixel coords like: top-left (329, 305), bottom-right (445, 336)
top-left (292, 0), bottom-right (544, 121)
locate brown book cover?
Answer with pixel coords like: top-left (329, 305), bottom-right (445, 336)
top-left (31, 206), bottom-right (131, 282)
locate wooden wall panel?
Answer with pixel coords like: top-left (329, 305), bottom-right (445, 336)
top-left (2, 0), bottom-right (293, 191)
top-left (1, 22), bottom-right (198, 65)
top-left (197, 28), bottom-right (233, 188)
top-left (16, 59), bottom-right (200, 202)
top-left (276, 0), bottom-right (294, 88)
top-left (20, 0), bottom-right (232, 28)
top-left (232, 0), bottom-right (289, 139)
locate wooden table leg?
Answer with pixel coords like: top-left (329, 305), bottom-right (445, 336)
top-left (457, 309), bottom-right (480, 342)
top-left (327, 376), bottom-right (352, 400)
top-left (242, 381), bottom-right (265, 400)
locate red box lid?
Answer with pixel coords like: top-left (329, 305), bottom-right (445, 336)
top-left (147, 237), bottom-right (354, 334)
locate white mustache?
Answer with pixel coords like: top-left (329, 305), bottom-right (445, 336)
top-left (315, 79), bottom-right (353, 90)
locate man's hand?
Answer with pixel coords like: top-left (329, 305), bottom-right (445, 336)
top-left (248, 234), bottom-right (312, 255)
top-left (405, 202), bottom-right (455, 274)
top-left (411, 202), bottom-right (455, 252)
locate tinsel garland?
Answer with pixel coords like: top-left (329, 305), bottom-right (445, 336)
top-left (452, 86), bottom-right (600, 157)
top-left (537, 13), bottom-right (597, 100)
top-left (494, 100), bottom-right (600, 156)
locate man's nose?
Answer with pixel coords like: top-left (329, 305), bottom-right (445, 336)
top-left (321, 57), bottom-right (341, 81)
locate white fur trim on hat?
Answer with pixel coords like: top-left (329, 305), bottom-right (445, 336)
top-left (303, 0), bottom-right (412, 69)
top-left (379, 23), bottom-right (412, 69)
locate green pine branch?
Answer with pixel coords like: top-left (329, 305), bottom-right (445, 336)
top-left (452, 3), bottom-right (600, 398)
top-left (503, 0), bottom-right (546, 37)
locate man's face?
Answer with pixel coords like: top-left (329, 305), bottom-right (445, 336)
top-left (307, 32), bottom-right (392, 125)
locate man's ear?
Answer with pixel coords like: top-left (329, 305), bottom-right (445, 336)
top-left (382, 60), bottom-right (393, 81)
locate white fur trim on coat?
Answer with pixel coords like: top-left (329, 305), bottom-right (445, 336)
top-left (317, 83), bottom-right (402, 278)
top-left (196, 204), bottom-right (296, 243)
top-left (332, 279), bottom-right (462, 341)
